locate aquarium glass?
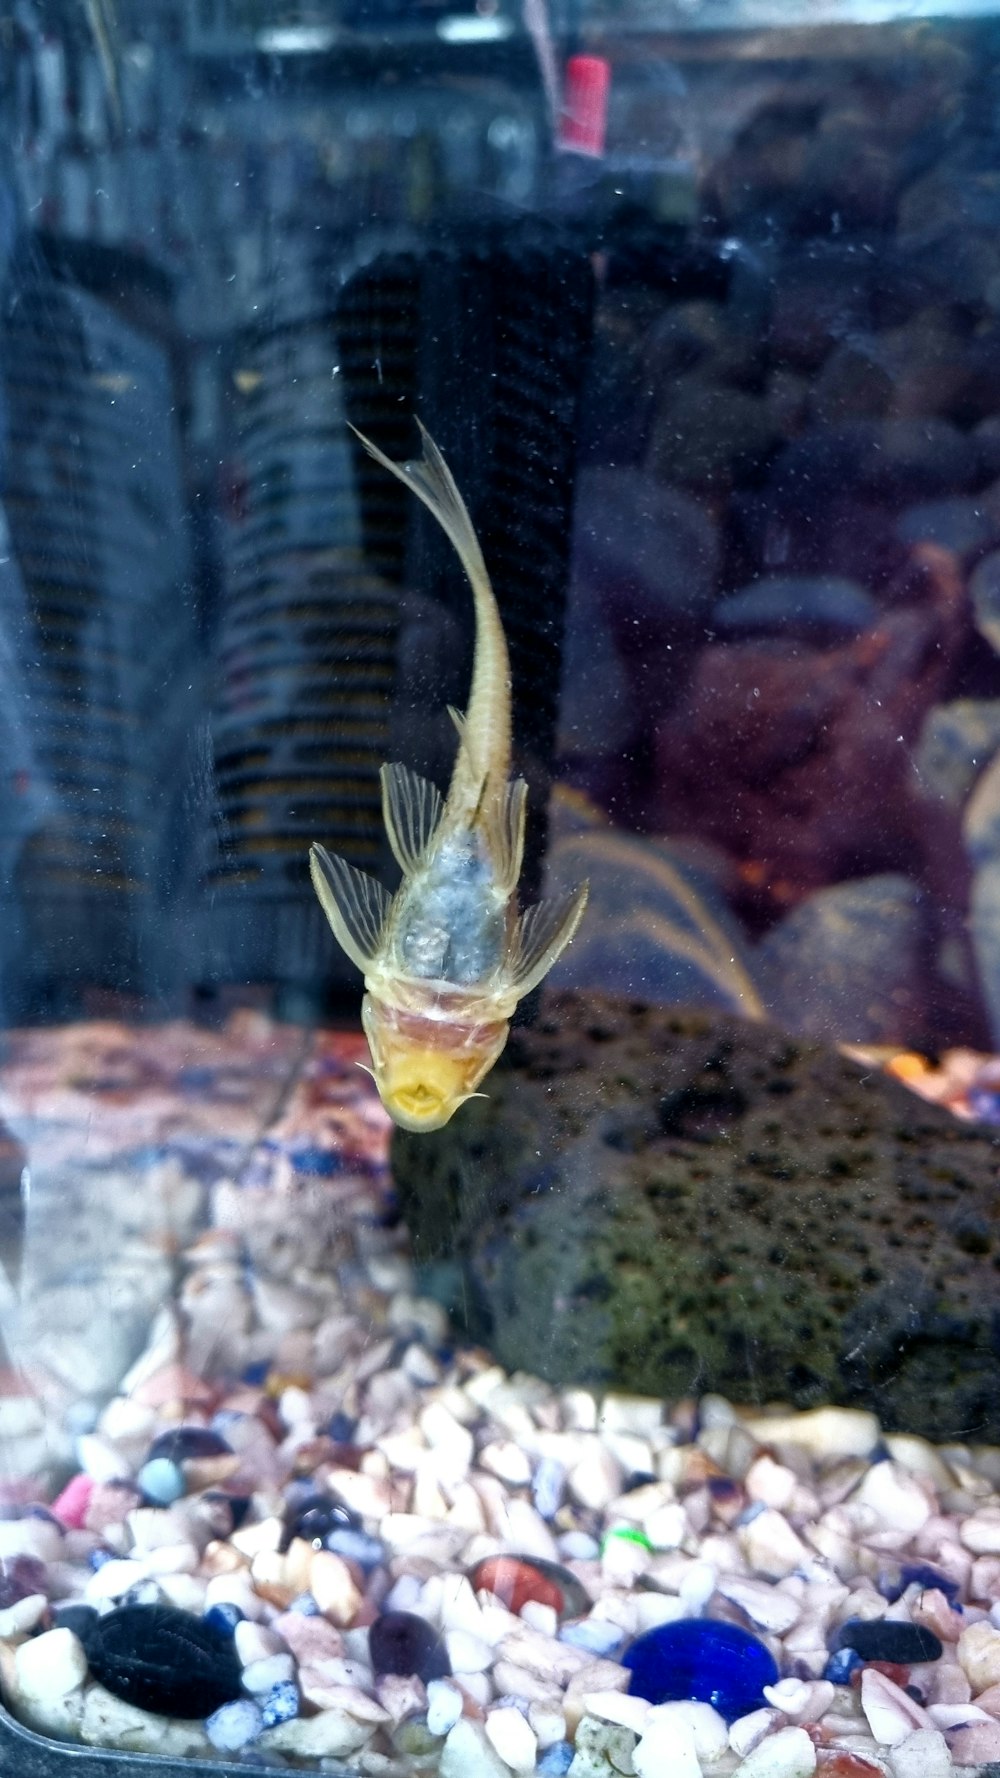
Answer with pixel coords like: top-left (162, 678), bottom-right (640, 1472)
top-left (2, 2), bottom-right (1000, 1775)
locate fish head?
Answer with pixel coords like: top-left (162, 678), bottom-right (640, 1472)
top-left (361, 994), bottom-right (508, 1132)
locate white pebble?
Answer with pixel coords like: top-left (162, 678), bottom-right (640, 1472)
top-left (529, 1696), bottom-right (567, 1749)
top-left (633, 1713), bottom-right (702, 1778)
top-left (581, 1691), bottom-right (650, 1734)
top-left (234, 1622), bottom-right (285, 1666)
top-left (81, 1684), bottom-right (210, 1756)
top-left (568, 1439), bottom-right (624, 1512)
top-left (85, 1558), bottom-right (150, 1603)
top-left (730, 1709), bottom-right (781, 1758)
top-left (419, 1402), bottom-right (475, 1476)
top-left (734, 1724), bottom-right (817, 1778)
top-left (745, 1457), bottom-right (798, 1510)
top-left (853, 1463), bottom-right (933, 1535)
top-left (861, 1669), bottom-right (933, 1746)
top-left (678, 1560), bottom-right (717, 1614)
top-left (426, 1679), bottom-right (464, 1737)
top-left (958, 1620), bottom-right (1000, 1691)
top-left (76, 1434), bottom-right (133, 1485)
top-left (484, 1704), bottom-right (537, 1772)
top-left (763, 1679), bottom-right (812, 1717)
top-left (520, 1601), bottom-right (558, 1637)
top-left (740, 1407), bottom-right (880, 1460)
top-left (0, 1518), bottom-right (63, 1563)
top-left (479, 1442), bottom-right (533, 1487)
top-left (741, 1509), bottom-right (810, 1580)
top-left (0, 1595), bottom-right (48, 1638)
top-left (15, 1628), bottom-right (88, 1698)
top-left (259, 1709), bottom-right (372, 1758)
top-left (959, 1507), bottom-right (1000, 1554)
top-left (242, 1654), bottom-right (296, 1695)
top-left (646, 1502), bottom-right (687, 1550)
top-left (647, 1701), bottom-right (728, 1764)
top-left (887, 1728), bottom-right (953, 1778)
top-left (719, 1575), bottom-right (802, 1634)
top-left (444, 1629), bottom-right (493, 1673)
top-left (440, 1717), bottom-right (511, 1778)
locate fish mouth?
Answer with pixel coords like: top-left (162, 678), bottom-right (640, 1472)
top-left (386, 1081), bottom-right (455, 1132)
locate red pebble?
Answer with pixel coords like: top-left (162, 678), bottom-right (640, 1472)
top-left (819, 1755), bottom-right (884, 1776)
top-left (50, 1473), bottom-right (93, 1529)
top-left (849, 1660), bottom-right (910, 1689)
top-left (470, 1556), bottom-right (563, 1616)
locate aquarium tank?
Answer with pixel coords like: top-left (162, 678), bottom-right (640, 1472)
top-left (6, 0), bottom-right (1000, 1774)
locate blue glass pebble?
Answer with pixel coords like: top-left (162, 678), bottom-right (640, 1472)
top-left (287, 1593), bottom-right (321, 1616)
top-left (205, 1699), bottom-right (264, 1752)
top-left (242, 1361), bottom-right (270, 1387)
top-left (559, 1619), bottom-right (625, 1658)
top-left (327, 1411), bottom-right (356, 1443)
top-left (537, 1741), bottom-right (574, 1775)
top-left (138, 1458), bottom-right (185, 1506)
top-left (260, 1680), bottom-right (299, 1729)
top-left (204, 1603), bottom-right (244, 1636)
top-left (89, 1549), bottom-right (115, 1571)
top-left (325, 1527), bottom-right (385, 1570)
top-left (533, 1457), bottom-right (566, 1520)
top-left (824, 1648), bottom-right (864, 1686)
top-left (623, 1617), bottom-right (779, 1721)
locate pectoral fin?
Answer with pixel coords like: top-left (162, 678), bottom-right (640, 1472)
top-left (508, 882), bottom-right (589, 998)
top-left (381, 762), bottom-right (443, 876)
top-left (310, 843), bottom-right (391, 975)
top-left (491, 777), bottom-right (528, 894)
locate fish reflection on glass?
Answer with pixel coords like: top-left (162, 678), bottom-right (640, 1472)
top-left (310, 422), bottom-right (588, 1132)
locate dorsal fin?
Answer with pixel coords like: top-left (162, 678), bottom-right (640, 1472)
top-left (380, 763), bottom-right (443, 877)
top-left (309, 843), bottom-right (391, 975)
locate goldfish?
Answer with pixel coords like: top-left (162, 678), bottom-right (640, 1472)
top-left (310, 422), bottom-right (588, 1132)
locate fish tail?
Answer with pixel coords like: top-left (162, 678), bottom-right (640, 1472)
top-left (349, 421), bottom-right (511, 793)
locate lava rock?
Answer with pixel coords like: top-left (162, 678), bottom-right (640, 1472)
top-left (833, 1619), bottom-right (943, 1664)
top-left (624, 1617), bottom-right (778, 1720)
top-left (369, 1611), bottom-right (451, 1683)
top-left (85, 1604), bottom-right (244, 1717)
top-left (391, 993), bottom-right (1000, 1439)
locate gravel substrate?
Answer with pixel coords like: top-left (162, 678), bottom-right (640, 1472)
top-left (0, 1018), bottom-right (999, 1776)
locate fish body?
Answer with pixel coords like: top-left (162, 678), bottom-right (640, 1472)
top-left (310, 422), bottom-right (588, 1131)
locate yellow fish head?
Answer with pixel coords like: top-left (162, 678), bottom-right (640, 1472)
top-left (361, 995), bottom-right (509, 1133)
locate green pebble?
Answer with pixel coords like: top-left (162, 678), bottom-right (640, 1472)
top-left (601, 1526), bottom-right (651, 1552)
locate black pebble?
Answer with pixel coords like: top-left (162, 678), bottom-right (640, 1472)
top-left (280, 1490), bottom-right (361, 1552)
top-left (86, 1604), bottom-right (244, 1716)
top-left (369, 1610), bottom-right (451, 1683)
top-left (52, 1604), bottom-right (100, 1650)
top-left (833, 1618), bottom-right (943, 1664)
top-left (145, 1427), bottom-right (233, 1465)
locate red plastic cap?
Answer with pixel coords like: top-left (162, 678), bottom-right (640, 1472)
top-left (559, 54), bottom-right (610, 158)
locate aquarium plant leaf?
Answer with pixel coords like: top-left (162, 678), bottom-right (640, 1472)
top-left (309, 844), bottom-right (391, 975)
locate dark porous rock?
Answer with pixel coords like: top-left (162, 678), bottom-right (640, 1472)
top-left (86, 1604), bottom-right (244, 1717)
top-left (391, 994), bottom-right (1000, 1440)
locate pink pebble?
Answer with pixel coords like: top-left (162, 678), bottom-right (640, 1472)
top-left (911, 1588), bottom-right (964, 1642)
top-left (273, 1613), bottom-right (345, 1664)
top-left (949, 1719), bottom-right (1000, 1765)
top-left (51, 1474), bottom-right (93, 1529)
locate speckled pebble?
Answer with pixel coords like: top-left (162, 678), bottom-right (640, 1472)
top-left (204, 1698), bottom-right (263, 1751)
